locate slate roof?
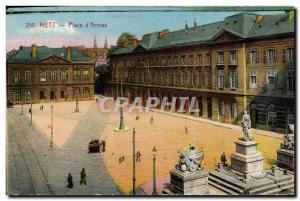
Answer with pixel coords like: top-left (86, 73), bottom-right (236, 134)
top-left (112, 12), bottom-right (294, 55)
top-left (7, 46), bottom-right (93, 64)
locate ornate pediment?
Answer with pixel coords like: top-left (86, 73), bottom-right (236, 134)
top-left (39, 55), bottom-right (71, 64)
top-left (211, 29), bottom-right (242, 43)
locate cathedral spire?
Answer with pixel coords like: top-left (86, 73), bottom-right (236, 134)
top-left (104, 36), bottom-right (108, 49)
top-left (94, 35), bottom-right (97, 48)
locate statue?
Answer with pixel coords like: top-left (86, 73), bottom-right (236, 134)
top-left (280, 124), bottom-right (294, 150)
top-left (176, 144), bottom-right (204, 172)
top-left (240, 111), bottom-right (253, 141)
top-left (220, 152), bottom-right (227, 166)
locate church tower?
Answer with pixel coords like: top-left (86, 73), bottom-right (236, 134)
top-left (104, 36), bottom-right (108, 49)
top-left (94, 35), bottom-right (97, 48)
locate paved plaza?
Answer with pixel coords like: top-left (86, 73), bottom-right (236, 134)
top-left (7, 101), bottom-right (120, 195)
top-left (7, 97), bottom-right (283, 195)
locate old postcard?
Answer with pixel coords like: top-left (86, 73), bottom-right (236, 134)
top-left (6, 6), bottom-right (295, 196)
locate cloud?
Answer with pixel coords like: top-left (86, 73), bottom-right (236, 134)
top-left (25, 20), bottom-right (76, 36)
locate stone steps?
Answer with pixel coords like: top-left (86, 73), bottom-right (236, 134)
top-left (208, 180), bottom-right (239, 195)
top-left (208, 173), bottom-right (244, 194)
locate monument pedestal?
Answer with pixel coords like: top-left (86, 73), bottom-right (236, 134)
top-left (231, 139), bottom-right (264, 179)
top-left (168, 169), bottom-right (209, 195)
top-left (277, 149), bottom-right (294, 171)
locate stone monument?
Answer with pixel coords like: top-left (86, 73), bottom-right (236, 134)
top-left (231, 111), bottom-right (264, 180)
top-left (277, 124), bottom-right (295, 171)
top-left (165, 144), bottom-right (209, 195)
top-left (208, 111), bottom-right (294, 195)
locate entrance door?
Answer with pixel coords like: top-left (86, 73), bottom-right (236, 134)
top-left (50, 91), bottom-right (55, 100)
top-left (61, 90), bottom-right (65, 99)
top-left (207, 98), bottom-right (212, 119)
top-left (40, 91), bottom-right (45, 100)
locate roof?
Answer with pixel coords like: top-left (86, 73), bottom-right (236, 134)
top-left (7, 46), bottom-right (93, 64)
top-left (112, 12), bottom-right (294, 55)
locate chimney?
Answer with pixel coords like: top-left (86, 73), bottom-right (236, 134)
top-left (256, 15), bottom-right (264, 23)
top-left (66, 46), bottom-right (72, 61)
top-left (159, 29), bottom-right (169, 38)
top-left (185, 21), bottom-right (188, 34)
top-left (31, 44), bottom-right (37, 59)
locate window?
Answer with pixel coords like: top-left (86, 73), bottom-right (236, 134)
top-left (39, 71), bottom-right (46, 82)
top-left (229, 69), bottom-right (237, 88)
top-left (230, 51), bottom-right (237, 63)
top-left (206, 53), bottom-right (211, 63)
top-left (217, 69), bottom-right (224, 88)
top-left (286, 70), bottom-right (295, 91)
top-left (196, 54), bottom-right (202, 65)
top-left (219, 100), bottom-right (225, 116)
top-left (250, 70), bottom-right (257, 88)
top-left (266, 49), bottom-right (277, 63)
top-left (231, 102), bottom-right (238, 119)
top-left (174, 56), bottom-right (179, 65)
top-left (61, 70), bottom-right (67, 81)
top-left (50, 71), bottom-right (57, 81)
top-left (149, 57), bottom-right (154, 66)
top-left (250, 51), bottom-right (259, 63)
top-left (167, 56), bottom-right (172, 65)
top-left (83, 70), bottom-right (89, 80)
top-left (73, 69), bottom-right (80, 81)
top-left (188, 55), bottom-right (194, 65)
top-left (12, 71), bottom-right (20, 83)
top-left (218, 52), bottom-right (224, 64)
top-left (180, 55), bottom-right (186, 65)
top-left (287, 48), bottom-right (294, 61)
top-left (24, 71), bottom-right (31, 82)
top-left (14, 90), bottom-right (20, 101)
top-left (267, 68), bottom-right (276, 88)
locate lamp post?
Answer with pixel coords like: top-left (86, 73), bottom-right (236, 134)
top-left (132, 128), bottom-right (136, 195)
top-left (27, 90), bottom-right (32, 125)
top-left (75, 67), bottom-right (80, 113)
top-left (152, 146), bottom-right (158, 195)
top-left (50, 104), bottom-right (53, 149)
top-left (119, 77), bottom-right (125, 130)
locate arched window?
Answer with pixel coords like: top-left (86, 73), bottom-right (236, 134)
top-left (231, 101), bottom-right (238, 119)
top-left (219, 99), bottom-right (226, 116)
top-left (24, 89), bottom-right (32, 101)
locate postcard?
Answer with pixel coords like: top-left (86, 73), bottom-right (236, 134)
top-left (6, 6), bottom-right (295, 196)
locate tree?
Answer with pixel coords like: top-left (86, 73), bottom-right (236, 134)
top-left (116, 32), bottom-right (135, 47)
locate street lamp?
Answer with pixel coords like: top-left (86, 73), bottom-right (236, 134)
top-left (132, 128), bottom-right (136, 195)
top-left (27, 90), bottom-right (32, 125)
top-left (50, 104), bottom-right (54, 149)
top-left (152, 146), bottom-right (158, 195)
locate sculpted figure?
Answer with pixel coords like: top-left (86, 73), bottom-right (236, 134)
top-left (241, 111), bottom-right (252, 141)
top-left (176, 144), bottom-right (204, 172)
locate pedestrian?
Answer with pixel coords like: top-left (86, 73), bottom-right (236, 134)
top-left (96, 98), bottom-right (98, 103)
top-left (29, 108), bottom-right (31, 114)
top-left (220, 152), bottom-right (227, 166)
top-left (67, 173), bottom-right (73, 189)
top-left (150, 116), bottom-right (153, 124)
top-left (185, 125), bottom-right (188, 134)
top-left (136, 150), bottom-right (142, 162)
top-left (136, 115), bottom-right (139, 120)
top-left (101, 140), bottom-right (106, 152)
top-left (80, 168), bottom-right (87, 185)
top-left (41, 105), bottom-right (44, 111)
top-left (40, 105), bottom-right (42, 111)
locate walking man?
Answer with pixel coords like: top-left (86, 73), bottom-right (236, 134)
top-left (67, 173), bottom-right (73, 189)
top-left (136, 150), bottom-right (142, 162)
top-left (150, 116), bottom-right (153, 124)
top-left (101, 140), bottom-right (106, 152)
top-left (80, 168), bottom-right (87, 185)
top-left (185, 125), bottom-right (188, 134)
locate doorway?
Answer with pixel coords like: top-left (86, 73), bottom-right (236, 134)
top-left (206, 98), bottom-right (212, 119)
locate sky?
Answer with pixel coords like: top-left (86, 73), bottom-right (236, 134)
top-left (6, 7), bottom-right (285, 52)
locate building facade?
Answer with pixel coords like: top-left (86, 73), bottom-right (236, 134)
top-left (104, 12), bottom-right (295, 133)
top-left (7, 45), bottom-right (95, 104)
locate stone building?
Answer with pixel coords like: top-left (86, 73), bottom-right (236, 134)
top-left (7, 44), bottom-right (95, 104)
top-left (103, 12), bottom-right (295, 133)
